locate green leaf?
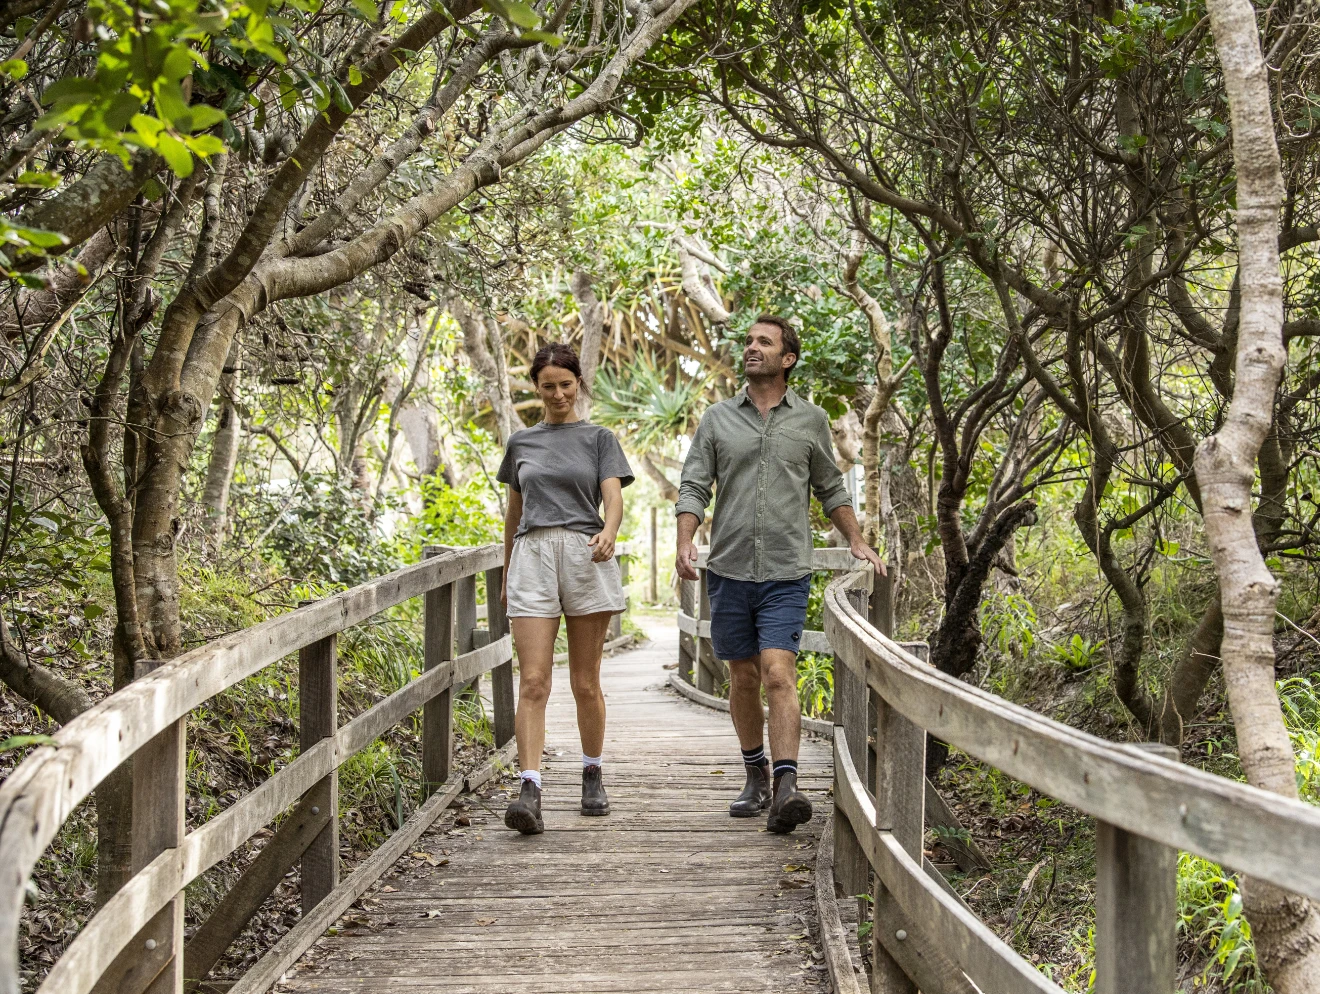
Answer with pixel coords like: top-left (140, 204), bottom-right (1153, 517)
top-left (142, 176), bottom-right (166, 200)
top-left (330, 79), bottom-right (352, 113)
top-left (157, 133), bottom-right (195, 177)
top-left (83, 603), bottom-right (105, 620)
top-left (504, 0), bottom-right (540, 27)
top-left (186, 104), bottom-right (227, 131)
top-left (40, 76), bottom-right (101, 106)
top-left (183, 133), bottom-right (225, 155)
top-left (130, 113), bottom-right (165, 146)
top-left (520, 29), bottom-right (562, 46)
top-left (0, 58), bottom-right (28, 81)
top-left (15, 170), bottom-right (61, 188)
top-left (348, 65), bottom-right (362, 85)
top-left (351, 0), bottom-right (378, 19)
top-left (1, 734), bottom-right (57, 754)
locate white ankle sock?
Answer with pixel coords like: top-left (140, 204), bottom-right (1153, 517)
top-left (582, 753), bottom-right (602, 768)
top-left (520, 769), bottom-right (542, 788)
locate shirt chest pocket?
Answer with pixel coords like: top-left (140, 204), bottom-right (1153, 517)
top-left (772, 427), bottom-right (813, 473)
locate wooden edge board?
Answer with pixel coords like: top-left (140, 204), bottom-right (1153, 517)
top-left (832, 730), bottom-right (1058, 994)
top-left (35, 639), bottom-right (515, 994)
top-left (228, 739), bottom-right (518, 994)
top-left (0, 545), bottom-right (503, 987)
top-left (666, 673), bottom-right (832, 737)
top-left (814, 813), bottom-right (866, 994)
top-left (824, 571), bottom-right (1320, 900)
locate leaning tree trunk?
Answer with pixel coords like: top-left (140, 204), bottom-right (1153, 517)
top-left (569, 270), bottom-right (606, 420)
top-left (1198, 1), bottom-right (1320, 986)
top-left (201, 338), bottom-right (243, 547)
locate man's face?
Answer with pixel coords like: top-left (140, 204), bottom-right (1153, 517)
top-left (743, 322), bottom-right (795, 381)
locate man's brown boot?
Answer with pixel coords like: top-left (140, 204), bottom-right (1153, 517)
top-left (729, 762), bottom-right (771, 817)
top-left (766, 770), bottom-right (812, 834)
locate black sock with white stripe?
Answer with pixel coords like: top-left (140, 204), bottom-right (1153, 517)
top-left (772, 758), bottom-right (797, 779)
top-left (741, 745), bottom-right (767, 768)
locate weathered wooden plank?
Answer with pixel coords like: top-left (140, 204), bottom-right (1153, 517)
top-left (228, 740), bottom-right (517, 994)
top-left (834, 589), bottom-right (871, 909)
top-left (422, 550), bottom-right (455, 797)
top-left (824, 570), bottom-right (1320, 900)
top-left (815, 814), bottom-right (865, 994)
top-left (486, 566), bottom-right (514, 748)
top-left (184, 800), bottom-right (332, 990)
top-left (0, 544), bottom-right (502, 994)
top-left (833, 727), bottom-right (1056, 994)
top-left (696, 569), bottom-right (716, 693)
top-left (1095, 743), bottom-right (1178, 994)
top-left (299, 633), bottom-right (339, 914)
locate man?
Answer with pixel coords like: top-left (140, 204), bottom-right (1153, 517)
top-left (675, 314), bottom-right (885, 834)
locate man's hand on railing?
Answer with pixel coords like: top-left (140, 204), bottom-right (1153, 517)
top-left (849, 539), bottom-right (887, 577)
top-left (676, 538), bottom-right (700, 581)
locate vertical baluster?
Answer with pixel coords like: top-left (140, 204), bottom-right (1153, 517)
top-left (697, 568), bottom-right (716, 694)
top-left (299, 631), bottom-right (338, 913)
top-left (678, 577), bottom-right (696, 684)
top-left (868, 570), bottom-right (921, 994)
top-left (423, 547), bottom-right (455, 795)
top-left (649, 507), bottom-right (658, 603)
top-left (486, 564), bottom-right (515, 748)
top-left (833, 587), bottom-right (871, 916)
top-left (1095, 743), bottom-right (1178, 994)
top-left (454, 571), bottom-right (478, 700)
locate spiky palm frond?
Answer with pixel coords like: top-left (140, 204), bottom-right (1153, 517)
top-left (592, 356), bottom-right (709, 453)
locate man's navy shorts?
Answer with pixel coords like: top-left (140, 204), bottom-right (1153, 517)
top-left (706, 572), bottom-right (812, 660)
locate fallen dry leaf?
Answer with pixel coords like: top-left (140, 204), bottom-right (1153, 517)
top-left (476, 917), bottom-right (496, 926)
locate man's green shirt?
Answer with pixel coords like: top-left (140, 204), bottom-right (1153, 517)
top-left (676, 386), bottom-right (853, 582)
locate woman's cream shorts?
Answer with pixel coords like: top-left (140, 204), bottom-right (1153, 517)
top-left (506, 527), bottom-right (626, 618)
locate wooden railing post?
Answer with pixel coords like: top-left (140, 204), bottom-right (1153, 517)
top-left (834, 588), bottom-right (871, 914)
top-left (697, 567), bottom-right (718, 693)
top-left (95, 717), bottom-right (185, 994)
top-left (649, 506), bottom-right (658, 603)
top-left (299, 630), bottom-right (338, 914)
top-left (609, 553), bottom-right (630, 640)
top-left (486, 564), bottom-right (514, 748)
top-left (423, 546), bottom-right (455, 795)
top-left (868, 570), bottom-right (921, 994)
top-left (678, 577), bottom-right (696, 684)
top-left (1095, 742), bottom-right (1179, 994)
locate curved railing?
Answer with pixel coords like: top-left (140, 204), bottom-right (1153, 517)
top-left (0, 544), bottom-right (515, 994)
top-left (823, 567), bottom-right (1320, 993)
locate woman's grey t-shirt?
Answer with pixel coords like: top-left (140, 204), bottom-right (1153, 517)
top-left (496, 422), bottom-right (635, 537)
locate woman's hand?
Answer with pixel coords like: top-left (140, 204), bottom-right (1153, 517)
top-left (587, 531), bottom-right (616, 562)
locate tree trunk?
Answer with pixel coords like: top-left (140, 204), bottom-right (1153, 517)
top-left (1198, 1), bottom-right (1320, 985)
top-left (569, 270), bottom-right (606, 419)
top-left (201, 338), bottom-right (243, 546)
top-left (452, 297), bottom-right (522, 444)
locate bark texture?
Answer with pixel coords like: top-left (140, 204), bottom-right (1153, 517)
top-left (201, 338), bottom-right (243, 545)
top-left (1198, 1), bottom-right (1320, 985)
top-left (569, 270), bottom-right (606, 420)
top-left (452, 298), bottom-right (522, 443)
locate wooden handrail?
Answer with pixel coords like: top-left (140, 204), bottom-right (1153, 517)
top-left (0, 544), bottom-right (508, 994)
top-left (823, 566), bottom-right (1320, 993)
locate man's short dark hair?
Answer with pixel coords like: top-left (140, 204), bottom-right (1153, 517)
top-left (750, 314), bottom-right (800, 381)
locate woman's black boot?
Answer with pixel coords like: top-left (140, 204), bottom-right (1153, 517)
top-left (505, 778), bottom-right (544, 835)
top-left (581, 765), bottom-right (610, 816)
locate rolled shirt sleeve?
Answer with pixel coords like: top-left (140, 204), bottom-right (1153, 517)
top-left (810, 413), bottom-right (853, 516)
top-left (675, 414), bottom-right (715, 523)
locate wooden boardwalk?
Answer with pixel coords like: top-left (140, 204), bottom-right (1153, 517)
top-left (276, 622), bottom-right (837, 994)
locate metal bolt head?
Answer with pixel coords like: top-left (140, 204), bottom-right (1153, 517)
top-left (895, 929), bottom-right (907, 941)
top-left (144, 939), bottom-right (157, 951)
top-left (311, 806), bottom-right (320, 815)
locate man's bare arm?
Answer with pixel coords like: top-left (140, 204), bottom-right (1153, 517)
top-left (829, 504), bottom-right (887, 576)
top-left (675, 511), bottom-right (701, 581)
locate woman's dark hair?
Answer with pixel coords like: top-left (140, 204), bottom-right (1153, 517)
top-left (751, 314), bottom-right (801, 381)
top-left (530, 342), bottom-right (584, 387)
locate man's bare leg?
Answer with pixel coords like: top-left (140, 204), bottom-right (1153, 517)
top-left (759, 648), bottom-right (801, 763)
top-left (727, 655), bottom-right (773, 817)
top-left (728, 655), bottom-right (766, 748)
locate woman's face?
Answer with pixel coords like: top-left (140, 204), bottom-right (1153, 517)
top-left (536, 364), bottom-right (579, 418)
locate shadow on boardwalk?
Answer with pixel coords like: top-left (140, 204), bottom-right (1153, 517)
top-left (277, 623), bottom-right (837, 994)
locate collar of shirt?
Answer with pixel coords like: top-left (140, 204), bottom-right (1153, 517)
top-left (736, 384), bottom-right (798, 410)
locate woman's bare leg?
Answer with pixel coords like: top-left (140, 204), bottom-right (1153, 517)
top-left (511, 616), bottom-right (561, 773)
top-left (564, 612), bottom-right (612, 758)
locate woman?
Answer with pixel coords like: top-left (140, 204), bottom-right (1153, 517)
top-left (496, 342), bottom-right (634, 835)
